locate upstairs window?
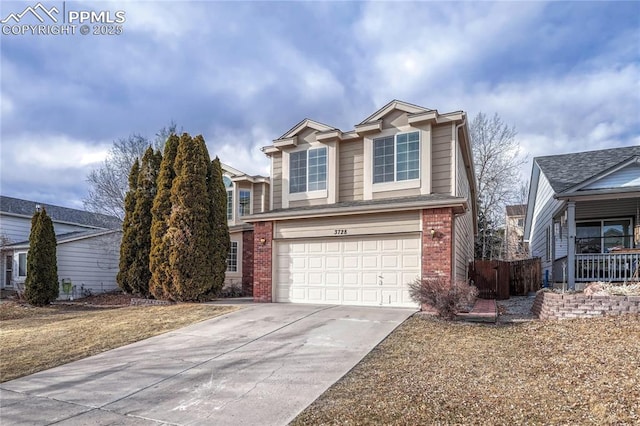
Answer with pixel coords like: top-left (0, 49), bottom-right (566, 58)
top-left (289, 147), bottom-right (327, 193)
top-left (223, 176), bottom-right (233, 220)
top-left (373, 131), bottom-right (420, 184)
top-left (239, 190), bottom-right (251, 216)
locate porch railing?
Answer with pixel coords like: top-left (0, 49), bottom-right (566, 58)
top-left (575, 252), bottom-right (640, 282)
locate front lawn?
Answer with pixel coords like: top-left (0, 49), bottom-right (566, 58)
top-left (292, 315), bottom-right (640, 425)
top-left (0, 301), bottom-right (237, 383)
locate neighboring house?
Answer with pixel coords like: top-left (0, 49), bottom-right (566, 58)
top-left (222, 163), bottom-right (270, 296)
top-left (524, 146), bottom-right (640, 289)
top-left (0, 195), bottom-right (122, 298)
top-left (504, 204), bottom-right (528, 260)
top-left (244, 100), bottom-right (477, 308)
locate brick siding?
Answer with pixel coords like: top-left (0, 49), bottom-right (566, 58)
top-left (422, 208), bottom-right (453, 281)
top-left (242, 230), bottom-right (254, 297)
top-left (252, 221), bottom-right (273, 302)
top-left (532, 291), bottom-right (640, 320)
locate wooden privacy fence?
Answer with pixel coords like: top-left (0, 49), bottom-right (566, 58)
top-left (469, 258), bottom-right (541, 300)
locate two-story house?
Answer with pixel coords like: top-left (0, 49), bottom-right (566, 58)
top-left (222, 164), bottom-right (269, 296)
top-left (244, 100), bottom-right (477, 308)
top-left (0, 195), bottom-right (122, 297)
top-left (504, 204), bottom-right (529, 260)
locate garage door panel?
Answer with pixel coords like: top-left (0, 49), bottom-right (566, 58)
top-left (403, 255), bottom-right (420, 268)
top-left (308, 257), bottom-right (323, 269)
top-left (343, 256), bottom-right (360, 269)
top-left (362, 255), bottom-right (379, 268)
top-left (326, 256), bottom-right (341, 269)
top-left (382, 255), bottom-right (399, 268)
top-left (325, 272), bottom-right (341, 285)
top-left (362, 289), bottom-right (379, 303)
top-left (275, 234), bottom-right (420, 307)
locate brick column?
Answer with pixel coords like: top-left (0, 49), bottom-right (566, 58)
top-left (253, 221), bottom-right (273, 302)
top-left (241, 230), bottom-right (254, 297)
top-left (422, 208), bottom-right (454, 283)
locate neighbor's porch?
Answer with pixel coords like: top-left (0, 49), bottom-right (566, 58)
top-left (551, 196), bottom-right (640, 288)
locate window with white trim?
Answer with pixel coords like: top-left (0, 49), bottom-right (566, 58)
top-left (17, 252), bottom-right (27, 278)
top-left (223, 176), bottom-right (233, 221)
top-left (239, 190), bottom-right (251, 217)
top-left (226, 241), bottom-right (238, 272)
top-left (373, 131), bottom-right (419, 184)
top-left (576, 219), bottom-right (632, 253)
top-left (289, 147), bottom-right (327, 193)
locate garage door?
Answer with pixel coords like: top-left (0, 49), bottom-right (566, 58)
top-left (275, 234), bottom-right (421, 307)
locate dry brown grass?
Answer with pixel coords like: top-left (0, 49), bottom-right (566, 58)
top-left (292, 315), bottom-right (640, 425)
top-left (0, 302), bottom-right (237, 383)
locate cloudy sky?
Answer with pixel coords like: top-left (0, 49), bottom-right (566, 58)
top-left (1, 1), bottom-right (639, 210)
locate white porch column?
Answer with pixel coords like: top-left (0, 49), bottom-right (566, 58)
top-left (567, 201), bottom-right (576, 289)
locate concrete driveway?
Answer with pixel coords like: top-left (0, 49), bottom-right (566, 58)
top-left (0, 303), bottom-right (416, 425)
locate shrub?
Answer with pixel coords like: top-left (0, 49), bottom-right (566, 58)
top-left (408, 276), bottom-right (478, 319)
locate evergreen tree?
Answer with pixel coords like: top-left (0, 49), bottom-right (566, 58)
top-left (149, 134), bottom-right (179, 299)
top-left (127, 147), bottom-right (162, 296)
top-left (166, 133), bottom-right (215, 301)
top-left (117, 160), bottom-right (140, 293)
top-left (209, 156), bottom-right (230, 296)
top-left (24, 207), bottom-right (59, 306)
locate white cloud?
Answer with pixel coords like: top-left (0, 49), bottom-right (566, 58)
top-left (205, 126), bottom-right (272, 177)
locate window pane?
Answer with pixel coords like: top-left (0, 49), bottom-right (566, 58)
top-left (604, 220), bottom-right (631, 252)
top-left (373, 136), bottom-right (394, 183)
top-left (576, 222), bottom-right (601, 253)
top-left (308, 147), bottom-right (327, 191)
top-left (239, 190), bottom-right (251, 216)
top-left (396, 131), bottom-right (419, 181)
top-left (223, 176), bottom-right (233, 189)
top-left (18, 253), bottom-right (26, 277)
top-left (289, 151), bottom-right (307, 193)
top-left (226, 190), bottom-right (233, 220)
top-left (226, 242), bottom-right (238, 272)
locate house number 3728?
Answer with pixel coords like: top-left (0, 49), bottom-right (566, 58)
top-left (334, 229), bottom-right (347, 235)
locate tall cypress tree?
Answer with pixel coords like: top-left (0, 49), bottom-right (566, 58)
top-left (127, 147), bottom-right (162, 296)
top-left (149, 134), bottom-right (179, 299)
top-left (24, 207), bottom-right (59, 306)
top-left (166, 133), bottom-right (215, 301)
top-left (209, 156), bottom-right (230, 297)
top-left (117, 160), bottom-right (139, 293)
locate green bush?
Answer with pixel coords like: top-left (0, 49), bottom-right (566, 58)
top-left (24, 208), bottom-right (59, 306)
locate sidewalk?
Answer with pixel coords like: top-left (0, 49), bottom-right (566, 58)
top-left (457, 298), bottom-right (498, 323)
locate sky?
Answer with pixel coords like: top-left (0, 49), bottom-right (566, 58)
top-left (1, 0), bottom-right (639, 211)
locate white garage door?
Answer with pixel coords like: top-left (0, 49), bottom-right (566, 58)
top-left (275, 234), bottom-right (421, 307)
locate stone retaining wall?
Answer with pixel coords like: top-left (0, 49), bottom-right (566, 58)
top-left (532, 291), bottom-right (640, 320)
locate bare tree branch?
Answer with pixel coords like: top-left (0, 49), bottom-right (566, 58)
top-left (83, 122), bottom-right (179, 220)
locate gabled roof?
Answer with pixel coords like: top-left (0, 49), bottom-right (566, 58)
top-left (0, 195), bottom-right (122, 229)
top-left (357, 99), bottom-right (432, 125)
top-left (535, 146), bottom-right (640, 194)
top-left (277, 118), bottom-right (337, 140)
top-left (221, 163), bottom-right (269, 183)
top-left (3, 229), bottom-right (121, 250)
top-left (506, 204), bottom-right (527, 217)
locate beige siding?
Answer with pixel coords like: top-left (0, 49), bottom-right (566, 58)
top-left (381, 109), bottom-right (409, 130)
top-left (372, 187), bottom-right (421, 199)
top-left (272, 153), bottom-right (282, 209)
top-left (253, 183), bottom-right (263, 214)
top-left (275, 211), bottom-right (420, 239)
top-left (289, 197), bottom-right (327, 208)
top-left (431, 124), bottom-right (452, 194)
top-left (454, 142), bottom-right (474, 280)
top-left (338, 139), bottom-right (364, 202)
